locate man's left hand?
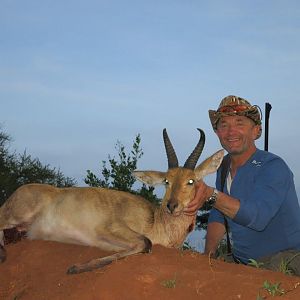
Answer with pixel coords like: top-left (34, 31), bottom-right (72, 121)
top-left (183, 181), bottom-right (214, 216)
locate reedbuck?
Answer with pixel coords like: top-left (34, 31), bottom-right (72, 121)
top-left (0, 129), bottom-right (223, 274)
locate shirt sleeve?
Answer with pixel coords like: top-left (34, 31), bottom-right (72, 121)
top-left (233, 157), bottom-right (292, 231)
top-left (208, 207), bottom-right (225, 224)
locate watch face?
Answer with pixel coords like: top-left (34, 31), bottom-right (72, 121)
top-left (208, 197), bottom-right (216, 206)
top-left (207, 190), bottom-right (218, 206)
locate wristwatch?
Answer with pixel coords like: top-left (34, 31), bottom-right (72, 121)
top-left (206, 189), bottom-right (219, 206)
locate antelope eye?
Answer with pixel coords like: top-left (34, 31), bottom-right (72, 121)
top-left (188, 179), bottom-right (194, 185)
top-left (164, 179), bottom-right (169, 185)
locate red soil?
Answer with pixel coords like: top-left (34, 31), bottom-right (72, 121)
top-left (1, 239), bottom-right (300, 300)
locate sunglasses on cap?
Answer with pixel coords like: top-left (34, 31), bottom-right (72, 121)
top-left (217, 104), bottom-right (250, 113)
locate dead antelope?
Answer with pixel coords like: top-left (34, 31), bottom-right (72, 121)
top-left (0, 129), bottom-right (223, 274)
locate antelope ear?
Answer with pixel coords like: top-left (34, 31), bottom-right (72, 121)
top-left (133, 171), bottom-right (166, 186)
top-left (194, 149), bottom-right (224, 180)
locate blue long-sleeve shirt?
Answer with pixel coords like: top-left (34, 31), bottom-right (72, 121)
top-left (208, 149), bottom-right (300, 264)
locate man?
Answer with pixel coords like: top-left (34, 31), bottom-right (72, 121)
top-left (184, 95), bottom-right (300, 275)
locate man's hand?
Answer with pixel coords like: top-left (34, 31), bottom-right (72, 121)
top-left (184, 180), bottom-right (214, 216)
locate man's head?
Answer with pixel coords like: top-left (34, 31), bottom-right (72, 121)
top-left (209, 95), bottom-right (262, 156)
top-left (209, 95), bottom-right (262, 139)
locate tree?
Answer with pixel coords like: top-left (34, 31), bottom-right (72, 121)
top-left (84, 134), bottom-right (213, 230)
top-left (0, 127), bottom-right (76, 206)
top-left (195, 204), bottom-right (213, 230)
top-left (84, 134), bottom-right (160, 205)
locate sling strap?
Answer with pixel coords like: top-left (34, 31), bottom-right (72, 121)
top-left (219, 154), bottom-right (232, 254)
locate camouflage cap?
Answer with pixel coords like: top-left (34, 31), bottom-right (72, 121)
top-left (209, 95), bottom-right (262, 139)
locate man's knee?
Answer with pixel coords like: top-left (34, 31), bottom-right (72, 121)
top-left (257, 250), bottom-right (300, 276)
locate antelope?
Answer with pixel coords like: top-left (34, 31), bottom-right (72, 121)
top-left (0, 129), bottom-right (223, 274)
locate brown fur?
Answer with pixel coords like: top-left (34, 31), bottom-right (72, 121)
top-left (0, 150), bottom-right (223, 274)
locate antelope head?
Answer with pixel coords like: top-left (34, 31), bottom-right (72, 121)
top-left (134, 129), bottom-right (224, 216)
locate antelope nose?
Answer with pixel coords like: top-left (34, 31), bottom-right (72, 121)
top-left (167, 201), bottom-right (178, 214)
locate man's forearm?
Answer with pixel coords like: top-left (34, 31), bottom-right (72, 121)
top-left (213, 191), bottom-right (240, 219)
top-left (204, 222), bottom-right (226, 255)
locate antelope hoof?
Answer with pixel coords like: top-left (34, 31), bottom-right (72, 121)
top-left (67, 265), bottom-right (81, 275)
top-left (0, 245), bottom-right (6, 263)
top-left (143, 237), bottom-right (152, 253)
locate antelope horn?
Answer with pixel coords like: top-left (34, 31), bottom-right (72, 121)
top-left (163, 128), bottom-right (179, 169)
top-left (183, 128), bottom-right (205, 170)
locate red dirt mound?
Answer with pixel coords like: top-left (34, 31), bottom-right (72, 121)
top-left (1, 240), bottom-right (300, 299)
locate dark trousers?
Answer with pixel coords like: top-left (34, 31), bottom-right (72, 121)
top-left (256, 250), bottom-right (300, 276)
top-left (219, 250), bottom-right (300, 276)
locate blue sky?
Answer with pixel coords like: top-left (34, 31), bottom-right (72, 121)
top-left (1, 0), bottom-right (300, 200)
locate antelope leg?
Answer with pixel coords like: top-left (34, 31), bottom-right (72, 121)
top-left (67, 235), bottom-right (152, 274)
